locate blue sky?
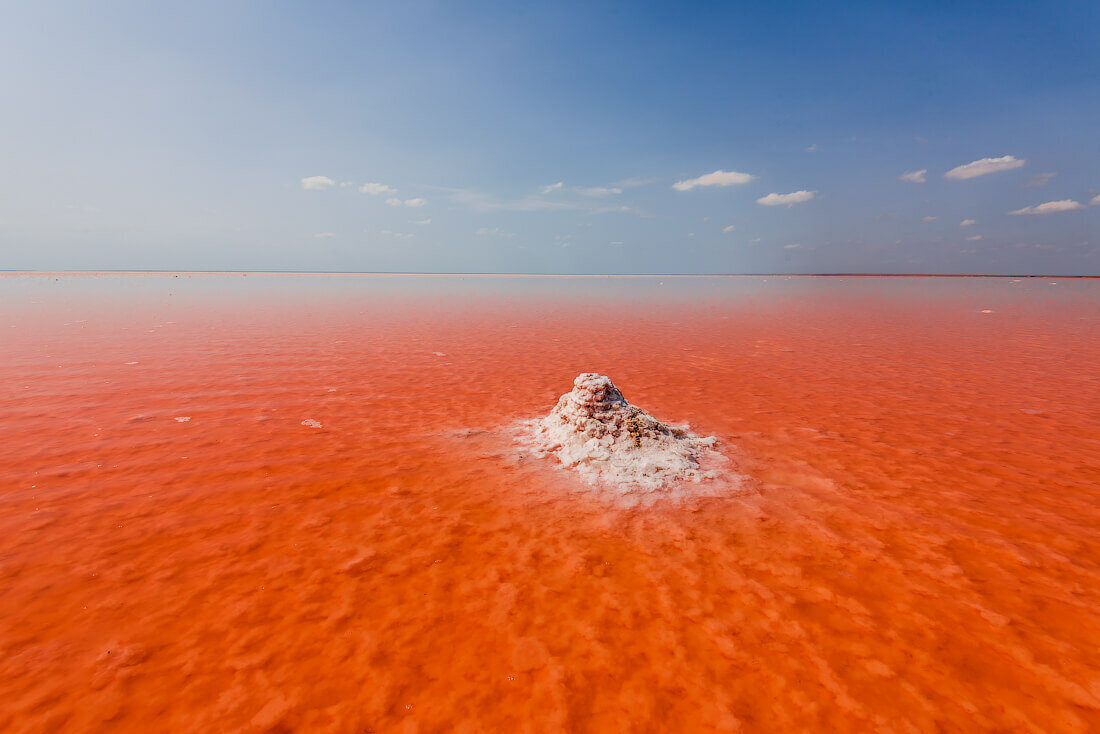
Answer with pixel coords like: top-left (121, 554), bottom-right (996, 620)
top-left (1, 1), bottom-right (1097, 274)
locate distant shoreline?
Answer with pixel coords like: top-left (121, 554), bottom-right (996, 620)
top-left (1, 271), bottom-right (1098, 279)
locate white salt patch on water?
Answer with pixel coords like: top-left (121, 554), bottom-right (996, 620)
top-left (174, 416), bottom-right (191, 423)
top-left (301, 419), bottom-right (323, 429)
top-left (432, 352), bottom-right (446, 357)
top-left (125, 361), bottom-right (139, 365)
top-left (981, 310), bottom-right (994, 314)
top-left (516, 373), bottom-right (738, 502)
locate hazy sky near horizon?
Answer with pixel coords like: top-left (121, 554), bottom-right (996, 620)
top-left (1, 1), bottom-right (1098, 274)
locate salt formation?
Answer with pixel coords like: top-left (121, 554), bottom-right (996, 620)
top-left (519, 373), bottom-right (722, 492)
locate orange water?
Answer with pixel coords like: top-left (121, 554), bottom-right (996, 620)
top-left (1, 274), bottom-right (1098, 732)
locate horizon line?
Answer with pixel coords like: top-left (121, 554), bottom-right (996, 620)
top-left (1, 270), bottom-right (1098, 279)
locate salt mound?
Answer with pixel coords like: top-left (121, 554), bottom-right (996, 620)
top-left (518, 373), bottom-right (723, 492)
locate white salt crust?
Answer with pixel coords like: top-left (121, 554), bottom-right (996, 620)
top-left (517, 373), bottom-right (726, 495)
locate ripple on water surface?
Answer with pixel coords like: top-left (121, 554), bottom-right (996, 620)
top-left (0, 274), bottom-right (1098, 732)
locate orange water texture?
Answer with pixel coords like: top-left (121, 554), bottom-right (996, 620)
top-left (1, 274), bottom-right (1099, 733)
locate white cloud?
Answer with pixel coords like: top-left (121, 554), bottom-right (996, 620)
top-left (312, 232), bottom-right (336, 238)
top-left (899, 169), bottom-right (927, 183)
top-left (541, 182), bottom-right (563, 194)
top-left (386, 197), bottom-right (427, 207)
top-left (757, 190), bottom-right (816, 207)
top-left (359, 182), bottom-right (394, 195)
top-left (960, 219), bottom-right (976, 227)
top-left (380, 229), bottom-right (415, 240)
top-left (1091, 195), bottom-right (1100, 206)
top-left (301, 175), bottom-right (335, 190)
top-left (609, 241), bottom-right (624, 247)
top-left (806, 144), bottom-right (817, 152)
top-left (1024, 172), bottom-right (1057, 188)
top-left (591, 204), bottom-right (646, 216)
top-left (411, 218), bottom-right (432, 225)
top-left (580, 187), bottom-right (622, 197)
top-left (966, 235), bottom-right (983, 241)
top-left (339, 181), bottom-right (354, 188)
top-left (475, 227), bottom-right (515, 238)
top-left (783, 243), bottom-right (801, 249)
top-left (1008, 200), bottom-right (1085, 215)
top-left (673, 170), bottom-right (754, 191)
top-left (944, 155), bottom-right (1026, 180)
top-left (922, 216), bottom-right (938, 222)
top-left (722, 225), bottom-right (735, 233)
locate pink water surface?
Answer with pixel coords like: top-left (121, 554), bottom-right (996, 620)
top-left (1, 274), bottom-right (1098, 732)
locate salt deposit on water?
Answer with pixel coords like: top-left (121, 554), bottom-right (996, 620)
top-left (518, 373), bottom-right (730, 498)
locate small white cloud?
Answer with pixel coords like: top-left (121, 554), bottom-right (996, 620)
top-left (687, 232), bottom-right (695, 237)
top-left (757, 190), bottom-right (816, 207)
top-left (609, 241), bottom-right (624, 247)
top-left (806, 144), bottom-right (817, 152)
top-left (922, 216), bottom-right (938, 222)
top-left (1091, 194), bottom-right (1100, 206)
top-left (541, 182), bottom-right (563, 194)
top-left (339, 181), bottom-right (354, 188)
top-left (411, 218), bottom-right (432, 225)
top-left (944, 155), bottom-right (1026, 180)
top-left (966, 235), bottom-right (983, 241)
top-left (1008, 200), bottom-right (1085, 215)
top-left (359, 182), bottom-right (395, 195)
top-left (722, 225), bottom-right (735, 233)
top-left (673, 170), bottom-right (754, 191)
top-left (1024, 172), bottom-right (1057, 188)
top-left (783, 243), bottom-right (801, 249)
top-left (580, 187), bottom-right (622, 197)
top-left (386, 197), bottom-right (427, 207)
top-left (960, 219), bottom-right (977, 227)
top-left (380, 229), bottom-right (415, 240)
top-left (312, 232), bottom-right (336, 238)
top-left (301, 175), bottom-right (335, 190)
top-left (899, 169), bottom-right (927, 183)
top-left (475, 227), bottom-right (515, 237)
top-left (591, 204), bottom-right (643, 215)
top-left (750, 238), bottom-right (761, 243)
